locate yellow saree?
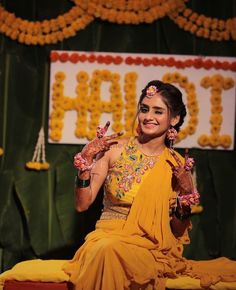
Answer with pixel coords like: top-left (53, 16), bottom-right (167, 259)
top-left (63, 147), bottom-right (236, 290)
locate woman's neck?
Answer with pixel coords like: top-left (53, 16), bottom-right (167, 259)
top-left (136, 134), bottom-right (166, 156)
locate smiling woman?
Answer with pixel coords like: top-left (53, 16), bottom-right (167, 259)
top-left (61, 79), bottom-right (236, 290)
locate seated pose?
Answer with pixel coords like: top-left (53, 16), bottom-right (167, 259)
top-left (63, 80), bottom-right (236, 290)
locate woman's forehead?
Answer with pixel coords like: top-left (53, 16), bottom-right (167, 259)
top-left (140, 94), bottom-right (167, 109)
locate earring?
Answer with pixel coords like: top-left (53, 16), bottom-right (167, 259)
top-left (166, 126), bottom-right (178, 148)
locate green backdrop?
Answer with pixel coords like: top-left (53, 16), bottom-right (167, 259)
top-left (0, 0), bottom-right (235, 272)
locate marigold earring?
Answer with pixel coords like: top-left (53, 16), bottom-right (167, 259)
top-left (166, 126), bottom-right (178, 148)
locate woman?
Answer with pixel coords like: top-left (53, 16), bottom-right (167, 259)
top-left (63, 80), bottom-right (236, 290)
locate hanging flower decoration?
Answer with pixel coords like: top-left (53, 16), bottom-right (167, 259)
top-left (168, 2), bottom-right (236, 41)
top-left (198, 74), bottom-right (235, 148)
top-left (162, 72), bottom-right (199, 143)
top-left (0, 1), bottom-right (235, 45)
top-left (0, 4), bottom-right (94, 45)
top-left (0, 147), bottom-right (4, 156)
top-left (26, 127), bottom-right (50, 170)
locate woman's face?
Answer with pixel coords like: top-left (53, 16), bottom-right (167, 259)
top-left (138, 93), bottom-right (179, 138)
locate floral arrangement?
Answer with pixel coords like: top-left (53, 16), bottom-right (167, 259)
top-left (198, 74), bottom-right (235, 148)
top-left (50, 51), bottom-right (236, 72)
top-left (162, 72), bottom-right (199, 143)
top-left (168, 2), bottom-right (236, 41)
top-left (49, 70), bottom-right (138, 141)
top-left (26, 127), bottom-right (50, 171)
top-left (0, 147), bottom-right (3, 156)
top-left (0, 0), bottom-right (235, 45)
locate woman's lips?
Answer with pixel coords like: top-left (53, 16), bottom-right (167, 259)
top-left (143, 123), bottom-right (157, 129)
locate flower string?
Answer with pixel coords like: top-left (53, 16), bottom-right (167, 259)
top-left (0, 1), bottom-right (235, 45)
top-left (26, 127), bottom-right (50, 170)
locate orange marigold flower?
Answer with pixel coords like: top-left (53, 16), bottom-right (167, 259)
top-left (220, 135), bottom-right (232, 148)
top-left (198, 134), bottom-right (209, 147)
top-left (209, 134), bottom-right (220, 147)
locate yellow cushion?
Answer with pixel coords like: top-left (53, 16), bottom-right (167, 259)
top-left (0, 259), bottom-right (69, 290)
top-left (0, 259), bottom-right (236, 290)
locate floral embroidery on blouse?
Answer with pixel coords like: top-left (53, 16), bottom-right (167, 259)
top-left (105, 138), bottom-right (157, 200)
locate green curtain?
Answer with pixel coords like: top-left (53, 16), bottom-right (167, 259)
top-left (0, 0), bottom-right (235, 272)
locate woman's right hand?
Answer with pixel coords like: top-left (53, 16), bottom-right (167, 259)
top-left (80, 121), bottom-right (123, 162)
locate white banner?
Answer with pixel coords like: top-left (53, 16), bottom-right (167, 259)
top-left (48, 51), bottom-right (236, 150)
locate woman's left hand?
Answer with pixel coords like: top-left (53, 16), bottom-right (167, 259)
top-left (166, 149), bottom-right (195, 195)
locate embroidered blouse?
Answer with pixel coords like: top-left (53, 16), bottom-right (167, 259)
top-left (100, 137), bottom-right (159, 220)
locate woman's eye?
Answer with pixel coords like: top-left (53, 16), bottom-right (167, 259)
top-left (140, 107), bottom-right (148, 113)
top-left (155, 110), bottom-right (163, 114)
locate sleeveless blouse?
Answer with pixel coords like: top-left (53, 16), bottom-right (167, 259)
top-left (100, 137), bottom-right (159, 220)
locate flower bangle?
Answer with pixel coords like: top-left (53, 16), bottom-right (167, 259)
top-left (178, 190), bottom-right (200, 207)
top-left (73, 153), bottom-right (94, 172)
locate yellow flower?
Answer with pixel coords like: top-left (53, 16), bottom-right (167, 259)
top-left (198, 134), bottom-right (209, 147)
top-left (200, 76), bottom-right (212, 88)
top-left (210, 114), bottom-right (222, 125)
top-left (109, 83), bottom-right (121, 94)
top-left (172, 71), bottom-right (181, 82)
top-left (76, 71), bottom-right (89, 83)
top-left (50, 108), bottom-right (65, 119)
top-left (188, 116), bottom-right (198, 126)
top-left (124, 83), bottom-right (136, 92)
top-left (223, 77), bottom-right (234, 90)
top-left (125, 72), bottom-right (138, 82)
top-left (112, 123), bottom-right (123, 132)
top-left (49, 129), bottom-right (62, 141)
top-left (101, 69), bottom-right (111, 81)
top-left (40, 162), bottom-right (50, 170)
top-left (210, 94), bottom-right (221, 105)
top-left (212, 74), bottom-right (224, 87)
top-left (86, 130), bottom-right (96, 140)
top-left (220, 135), bottom-right (232, 148)
top-left (52, 82), bottom-right (64, 91)
top-left (211, 105), bottom-right (223, 114)
top-left (209, 134), bottom-right (220, 147)
top-left (49, 119), bottom-right (63, 130)
top-left (111, 73), bottom-right (121, 82)
top-left (210, 124), bottom-right (220, 135)
top-left (0, 148), bottom-right (4, 156)
top-left (55, 71), bottom-right (66, 82)
top-left (75, 127), bottom-right (86, 138)
top-left (179, 76), bottom-right (188, 87)
top-left (61, 97), bottom-right (75, 110)
top-left (112, 111), bottom-right (123, 121)
top-left (186, 124), bottom-right (196, 135)
top-left (162, 73), bottom-right (173, 83)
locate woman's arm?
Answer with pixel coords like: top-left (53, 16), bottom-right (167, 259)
top-left (75, 151), bottom-right (110, 212)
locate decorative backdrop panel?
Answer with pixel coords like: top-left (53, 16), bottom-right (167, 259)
top-left (48, 51), bottom-right (236, 150)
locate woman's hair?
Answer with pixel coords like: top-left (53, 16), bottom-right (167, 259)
top-left (138, 80), bottom-right (187, 132)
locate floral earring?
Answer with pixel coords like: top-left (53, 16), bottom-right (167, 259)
top-left (166, 126), bottom-right (178, 148)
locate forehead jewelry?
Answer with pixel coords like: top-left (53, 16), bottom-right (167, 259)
top-left (146, 85), bottom-right (158, 97)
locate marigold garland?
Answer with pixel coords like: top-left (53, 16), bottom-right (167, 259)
top-left (0, 1), bottom-right (235, 45)
top-left (50, 51), bottom-right (236, 72)
top-left (168, 2), bottom-right (236, 41)
top-left (198, 74), bottom-right (235, 148)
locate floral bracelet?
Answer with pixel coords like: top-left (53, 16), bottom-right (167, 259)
top-left (178, 190), bottom-right (200, 207)
top-left (73, 153), bottom-right (94, 172)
